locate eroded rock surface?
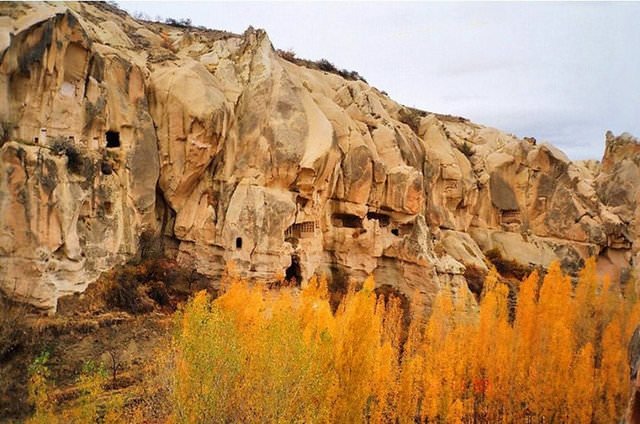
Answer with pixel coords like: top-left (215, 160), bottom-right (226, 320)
top-left (1, 2), bottom-right (638, 311)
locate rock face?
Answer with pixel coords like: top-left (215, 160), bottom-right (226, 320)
top-left (1, 2), bottom-right (639, 311)
top-left (627, 325), bottom-right (640, 423)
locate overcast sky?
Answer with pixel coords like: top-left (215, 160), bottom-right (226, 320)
top-left (121, 1), bottom-right (640, 160)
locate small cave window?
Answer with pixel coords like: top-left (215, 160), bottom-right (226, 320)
top-left (106, 131), bottom-right (120, 148)
top-left (33, 137), bottom-right (39, 144)
top-left (235, 237), bottom-right (243, 249)
top-left (285, 255), bottom-right (302, 286)
top-left (391, 228), bottom-right (400, 236)
top-left (366, 212), bottom-right (390, 227)
top-left (285, 222), bottom-right (317, 241)
top-left (104, 201), bottom-right (113, 216)
top-left (296, 195), bottom-right (309, 209)
top-left (331, 213), bottom-right (363, 229)
top-left (101, 160), bottom-right (113, 175)
top-left (500, 209), bottom-right (521, 225)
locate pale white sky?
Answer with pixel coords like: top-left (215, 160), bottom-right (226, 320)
top-left (121, 1), bottom-right (640, 160)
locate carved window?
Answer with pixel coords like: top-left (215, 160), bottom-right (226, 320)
top-left (285, 221), bottom-right (317, 239)
top-left (500, 210), bottom-right (521, 225)
top-left (106, 131), bottom-right (120, 148)
top-left (366, 212), bottom-right (391, 227)
top-left (331, 213), bottom-right (363, 228)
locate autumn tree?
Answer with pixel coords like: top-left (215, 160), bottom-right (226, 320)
top-left (29, 259), bottom-right (639, 423)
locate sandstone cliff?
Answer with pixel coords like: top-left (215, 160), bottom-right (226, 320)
top-left (1, 2), bottom-right (638, 311)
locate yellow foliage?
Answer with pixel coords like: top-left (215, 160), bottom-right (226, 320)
top-left (26, 354), bottom-right (124, 424)
top-left (165, 263), bottom-right (638, 423)
top-left (25, 259), bottom-right (640, 423)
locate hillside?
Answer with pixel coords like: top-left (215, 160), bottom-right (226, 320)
top-left (1, 2), bottom-right (639, 314)
top-left (2, 2), bottom-right (640, 422)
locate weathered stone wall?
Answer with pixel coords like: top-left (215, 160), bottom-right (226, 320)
top-left (0, 2), bottom-right (638, 312)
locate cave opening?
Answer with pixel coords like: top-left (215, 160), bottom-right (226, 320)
top-left (331, 213), bottom-right (363, 229)
top-left (285, 255), bottom-right (302, 286)
top-left (235, 237), bottom-right (243, 249)
top-left (366, 211), bottom-right (391, 227)
top-left (296, 195), bottom-right (309, 209)
top-left (106, 131), bottom-right (120, 148)
top-left (101, 160), bottom-right (113, 175)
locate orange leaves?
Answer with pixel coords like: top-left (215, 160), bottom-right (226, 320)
top-left (567, 343), bottom-right (595, 424)
top-left (392, 260), bottom-right (638, 423)
top-left (167, 260), bottom-right (639, 423)
top-left (170, 276), bottom-right (404, 423)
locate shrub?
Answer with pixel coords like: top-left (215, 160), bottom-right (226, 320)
top-left (0, 296), bottom-right (30, 363)
top-left (459, 141), bottom-right (474, 158)
top-left (101, 258), bottom-right (208, 314)
top-left (276, 51), bottom-right (368, 83)
top-left (0, 120), bottom-right (12, 146)
top-left (25, 351), bottom-right (56, 424)
top-left (398, 107), bottom-right (426, 134)
top-left (164, 17), bottom-right (192, 28)
top-left (276, 48), bottom-right (296, 62)
top-left (317, 58), bottom-right (338, 73)
top-left (26, 355), bottom-right (125, 424)
top-left (50, 138), bottom-right (91, 176)
top-left (103, 263), bottom-right (159, 314)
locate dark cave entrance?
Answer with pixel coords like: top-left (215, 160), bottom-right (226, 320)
top-left (631, 390), bottom-right (640, 424)
top-left (331, 213), bottom-right (363, 229)
top-left (235, 237), bottom-right (243, 249)
top-left (285, 255), bottom-right (302, 286)
top-left (366, 211), bottom-right (391, 227)
top-left (106, 131), bottom-right (120, 148)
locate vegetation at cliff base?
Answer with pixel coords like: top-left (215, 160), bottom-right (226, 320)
top-left (27, 258), bottom-right (639, 423)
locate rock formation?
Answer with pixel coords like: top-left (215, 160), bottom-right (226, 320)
top-left (0, 2), bottom-right (638, 311)
top-left (627, 325), bottom-right (640, 423)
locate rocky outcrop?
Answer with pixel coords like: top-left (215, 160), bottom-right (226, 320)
top-left (596, 131), bottom-right (640, 282)
top-left (0, 5), bottom-right (159, 309)
top-left (1, 2), bottom-right (638, 311)
top-left (626, 325), bottom-right (640, 423)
